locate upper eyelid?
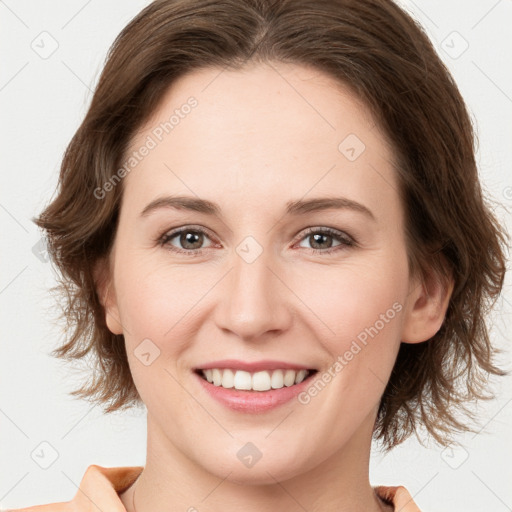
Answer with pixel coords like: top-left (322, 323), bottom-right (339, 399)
top-left (161, 224), bottom-right (217, 239)
top-left (295, 226), bottom-right (353, 244)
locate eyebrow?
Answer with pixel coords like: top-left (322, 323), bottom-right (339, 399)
top-left (140, 195), bottom-right (376, 221)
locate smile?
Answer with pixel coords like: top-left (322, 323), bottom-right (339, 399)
top-left (193, 366), bottom-right (319, 413)
top-left (196, 368), bottom-right (317, 391)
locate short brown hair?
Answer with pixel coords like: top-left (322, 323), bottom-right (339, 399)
top-left (35, 0), bottom-right (509, 451)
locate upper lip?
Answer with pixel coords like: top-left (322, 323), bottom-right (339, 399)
top-left (194, 359), bottom-right (315, 372)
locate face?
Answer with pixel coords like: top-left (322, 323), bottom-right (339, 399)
top-left (101, 62), bottom-right (440, 484)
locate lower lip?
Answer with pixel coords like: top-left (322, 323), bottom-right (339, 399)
top-left (194, 371), bottom-right (317, 413)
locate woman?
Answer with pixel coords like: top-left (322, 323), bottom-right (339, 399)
top-left (11, 0), bottom-right (508, 510)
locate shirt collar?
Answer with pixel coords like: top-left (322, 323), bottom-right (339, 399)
top-left (72, 464), bottom-right (143, 511)
top-left (72, 465), bottom-right (420, 511)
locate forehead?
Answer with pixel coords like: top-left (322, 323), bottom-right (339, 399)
top-left (122, 62), bottom-right (399, 220)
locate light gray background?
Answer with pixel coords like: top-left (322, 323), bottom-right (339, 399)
top-left (1, 1), bottom-right (511, 510)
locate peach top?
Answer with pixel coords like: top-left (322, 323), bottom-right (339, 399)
top-left (7, 464), bottom-right (422, 511)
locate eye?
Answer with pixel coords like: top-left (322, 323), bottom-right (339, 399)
top-left (294, 227), bottom-right (355, 255)
top-left (158, 225), bottom-right (356, 257)
top-left (158, 225), bottom-right (217, 256)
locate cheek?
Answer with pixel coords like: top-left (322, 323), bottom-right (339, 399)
top-left (116, 255), bottom-right (191, 328)
top-left (113, 259), bottom-right (200, 404)
top-left (293, 255), bottom-right (406, 339)
top-left (293, 259), bottom-right (405, 437)
top-left (292, 256), bottom-right (406, 412)
top-left (114, 255), bottom-right (218, 365)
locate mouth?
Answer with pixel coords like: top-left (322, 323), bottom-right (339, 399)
top-left (194, 367), bottom-right (319, 392)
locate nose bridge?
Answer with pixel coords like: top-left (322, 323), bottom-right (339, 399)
top-left (234, 239), bottom-right (273, 302)
top-left (215, 235), bottom-right (290, 340)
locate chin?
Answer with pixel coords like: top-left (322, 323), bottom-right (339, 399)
top-left (204, 453), bottom-right (309, 486)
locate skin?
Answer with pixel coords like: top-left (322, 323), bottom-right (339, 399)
top-left (97, 61), bottom-right (453, 512)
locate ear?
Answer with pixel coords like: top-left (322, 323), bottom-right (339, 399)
top-left (93, 257), bottom-right (123, 335)
top-left (401, 265), bottom-right (454, 344)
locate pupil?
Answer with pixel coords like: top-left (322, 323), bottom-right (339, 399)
top-left (311, 233), bottom-right (331, 249)
top-left (182, 231), bottom-right (202, 249)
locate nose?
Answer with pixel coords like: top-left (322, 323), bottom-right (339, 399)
top-left (213, 244), bottom-right (293, 343)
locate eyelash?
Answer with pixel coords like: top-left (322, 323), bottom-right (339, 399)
top-left (157, 225), bottom-right (356, 257)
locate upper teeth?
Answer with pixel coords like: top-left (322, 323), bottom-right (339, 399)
top-left (201, 368), bottom-right (310, 391)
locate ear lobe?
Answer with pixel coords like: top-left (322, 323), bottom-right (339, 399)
top-left (401, 268), bottom-right (454, 344)
top-left (93, 258), bottom-right (123, 335)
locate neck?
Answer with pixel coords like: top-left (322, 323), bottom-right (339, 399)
top-left (121, 410), bottom-right (392, 512)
